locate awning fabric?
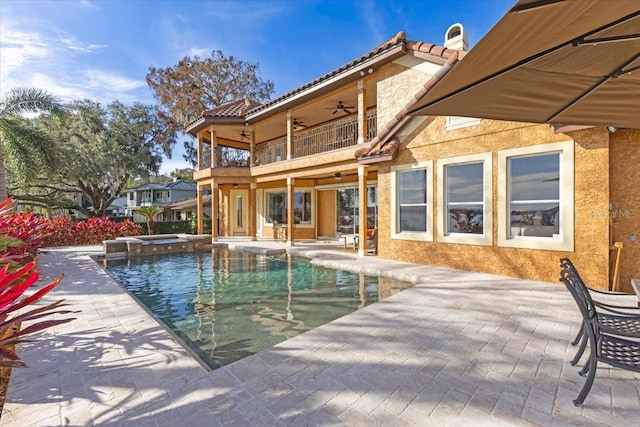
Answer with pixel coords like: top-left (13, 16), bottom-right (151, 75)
top-left (409, 0), bottom-right (640, 130)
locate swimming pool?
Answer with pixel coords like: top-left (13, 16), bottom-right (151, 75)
top-left (103, 249), bottom-right (412, 370)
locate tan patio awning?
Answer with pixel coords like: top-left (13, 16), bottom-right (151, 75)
top-left (409, 0), bottom-right (640, 130)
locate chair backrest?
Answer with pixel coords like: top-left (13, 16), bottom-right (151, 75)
top-left (560, 258), bottom-right (598, 323)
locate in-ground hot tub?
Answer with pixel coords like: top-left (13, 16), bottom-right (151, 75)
top-left (102, 234), bottom-right (212, 259)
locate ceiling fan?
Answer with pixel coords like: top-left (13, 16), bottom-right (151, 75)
top-left (238, 130), bottom-right (250, 140)
top-left (281, 118), bottom-right (307, 129)
top-left (327, 101), bottom-right (354, 115)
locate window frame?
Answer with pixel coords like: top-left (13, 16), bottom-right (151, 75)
top-left (391, 161), bottom-right (434, 242)
top-left (264, 188), bottom-right (314, 226)
top-left (437, 152), bottom-right (493, 246)
top-left (497, 140), bottom-right (574, 251)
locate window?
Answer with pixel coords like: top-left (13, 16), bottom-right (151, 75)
top-left (498, 141), bottom-right (574, 251)
top-left (336, 186), bottom-right (378, 235)
top-left (266, 191), bottom-right (286, 224)
top-left (391, 161), bottom-right (433, 241)
top-left (437, 153), bottom-right (492, 246)
top-left (266, 190), bottom-right (312, 224)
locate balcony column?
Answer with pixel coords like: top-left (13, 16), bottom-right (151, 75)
top-left (211, 180), bottom-right (218, 241)
top-left (209, 124), bottom-right (217, 168)
top-left (249, 182), bottom-right (257, 241)
top-left (286, 110), bottom-right (293, 160)
top-left (197, 132), bottom-right (203, 170)
top-left (197, 183), bottom-right (204, 234)
top-left (249, 127), bottom-right (256, 166)
top-left (358, 166), bottom-right (368, 256)
top-left (287, 177), bottom-right (294, 246)
top-left (357, 78), bottom-right (367, 145)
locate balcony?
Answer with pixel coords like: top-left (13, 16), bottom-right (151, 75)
top-left (255, 109), bottom-right (376, 166)
top-left (200, 146), bottom-right (251, 169)
top-left (198, 109), bottom-right (377, 170)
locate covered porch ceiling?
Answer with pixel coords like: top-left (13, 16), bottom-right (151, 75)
top-left (201, 78), bottom-right (378, 146)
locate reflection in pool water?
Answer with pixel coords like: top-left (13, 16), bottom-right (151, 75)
top-left (103, 249), bottom-right (412, 370)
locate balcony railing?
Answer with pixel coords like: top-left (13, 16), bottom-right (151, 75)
top-left (256, 109), bottom-right (377, 166)
top-left (199, 109), bottom-right (377, 169)
top-left (200, 145), bottom-right (250, 169)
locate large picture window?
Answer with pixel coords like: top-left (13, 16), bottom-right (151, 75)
top-left (391, 161), bottom-right (433, 241)
top-left (437, 153), bottom-right (492, 246)
top-left (498, 141), bottom-right (574, 251)
top-left (266, 190), bottom-right (312, 224)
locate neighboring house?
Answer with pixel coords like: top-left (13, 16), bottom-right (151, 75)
top-left (104, 196), bottom-right (127, 217)
top-left (125, 179), bottom-right (201, 222)
top-left (160, 195), bottom-right (212, 221)
top-left (186, 25), bottom-right (639, 293)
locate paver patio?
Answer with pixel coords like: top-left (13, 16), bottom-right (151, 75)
top-left (1, 241), bottom-right (638, 426)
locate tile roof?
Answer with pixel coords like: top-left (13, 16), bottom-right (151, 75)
top-left (201, 98), bottom-right (263, 119)
top-left (187, 31), bottom-right (457, 130)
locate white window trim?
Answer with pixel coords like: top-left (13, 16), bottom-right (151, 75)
top-left (498, 140), bottom-right (574, 251)
top-left (391, 161), bottom-right (434, 242)
top-left (437, 152), bottom-right (493, 246)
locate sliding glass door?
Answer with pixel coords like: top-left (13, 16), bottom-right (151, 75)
top-left (336, 186), bottom-right (377, 235)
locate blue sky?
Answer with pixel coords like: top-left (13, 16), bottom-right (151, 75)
top-left (1, 0), bottom-right (513, 173)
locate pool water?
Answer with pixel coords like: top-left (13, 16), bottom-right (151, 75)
top-left (103, 249), bottom-right (412, 370)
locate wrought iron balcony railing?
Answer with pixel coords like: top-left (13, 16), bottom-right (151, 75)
top-left (198, 109), bottom-right (377, 169)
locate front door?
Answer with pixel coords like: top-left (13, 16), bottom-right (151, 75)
top-left (230, 189), bottom-right (248, 236)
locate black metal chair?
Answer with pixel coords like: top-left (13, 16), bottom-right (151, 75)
top-left (559, 258), bottom-right (640, 368)
top-left (559, 261), bottom-right (640, 406)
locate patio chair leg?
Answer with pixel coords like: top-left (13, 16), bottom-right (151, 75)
top-left (571, 325), bottom-right (583, 346)
top-left (570, 331), bottom-right (587, 366)
top-left (578, 360), bottom-right (590, 377)
top-left (574, 351), bottom-right (597, 406)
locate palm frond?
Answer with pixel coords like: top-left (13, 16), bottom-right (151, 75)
top-left (0, 88), bottom-right (66, 118)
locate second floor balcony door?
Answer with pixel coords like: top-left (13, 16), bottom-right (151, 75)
top-left (230, 189), bottom-right (248, 236)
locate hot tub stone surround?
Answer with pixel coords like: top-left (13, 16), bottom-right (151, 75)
top-left (102, 234), bottom-right (213, 259)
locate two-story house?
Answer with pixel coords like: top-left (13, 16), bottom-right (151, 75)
top-left (186, 25), bottom-right (639, 294)
top-left (125, 179), bottom-right (201, 222)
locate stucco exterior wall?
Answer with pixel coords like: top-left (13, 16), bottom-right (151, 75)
top-left (377, 62), bottom-right (433, 131)
top-left (609, 129), bottom-right (640, 293)
top-left (377, 118), bottom-right (612, 287)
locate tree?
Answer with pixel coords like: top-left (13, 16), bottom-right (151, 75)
top-left (146, 50), bottom-right (274, 164)
top-left (169, 168), bottom-right (195, 182)
top-left (136, 206), bottom-right (163, 235)
top-left (0, 88), bottom-right (67, 201)
top-left (10, 100), bottom-right (177, 217)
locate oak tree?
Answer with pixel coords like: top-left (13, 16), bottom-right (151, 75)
top-left (146, 50), bottom-right (274, 164)
top-left (11, 100), bottom-right (176, 217)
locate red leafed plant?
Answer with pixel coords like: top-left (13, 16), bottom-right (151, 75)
top-left (0, 198), bottom-right (52, 262)
top-left (0, 261), bottom-right (76, 368)
top-left (42, 216), bottom-right (141, 247)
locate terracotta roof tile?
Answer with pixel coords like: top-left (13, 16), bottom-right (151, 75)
top-left (246, 31), bottom-right (413, 116)
top-left (202, 98), bottom-right (263, 118)
top-left (187, 32), bottom-right (457, 131)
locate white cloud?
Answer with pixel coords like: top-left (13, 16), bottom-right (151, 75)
top-left (0, 20), bottom-right (148, 104)
top-left (59, 36), bottom-right (106, 53)
top-left (80, 1), bottom-right (100, 11)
